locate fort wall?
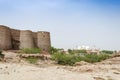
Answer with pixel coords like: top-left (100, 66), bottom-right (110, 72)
top-left (0, 25), bottom-right (51, 52)
top-left (20, 30), bottom-right (34, 49)
top-left (10, 29), bottom-right (20, 49)
top-left (32, 32), bottom-right (37, 48)
top-left (0, 25), bottom-right (12, 50)
top-left (37, 31), bottom-right (51, 51)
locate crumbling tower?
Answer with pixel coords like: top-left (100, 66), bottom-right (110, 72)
top-left (37, 31), bottom-right (51, 51)
top-left (20, 30), bottom-right (34, 49)
top-left (0, 25), bottom-right (12, 50)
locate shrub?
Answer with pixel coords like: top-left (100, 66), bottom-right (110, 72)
top-left (68, 49), bottom-right (87, 54)
top-left (98, 53), bottom-right (110, 60)
top-left (78, 50), bottom-right (87, 53)
top-left (22, 48), bottom-right (41, 54)
top-left (82, 54), bottom-right (99, 63)
top-left (49, 46), bottom-right (60, 54)
top-left (68, 49), bottom-right (74, 54)
top-left (83, 54), bottom-right (110, 63)
top-left (52, 53), bottom-right (69, 65)
top-left (101, 50), bottom-right (113, 54)
top-left (52, 53), bottom-right (111, 65)
top-left (52, 53), bottom-right (82, 65)
top-left (49, 47), bottom-right (64, 54)
top-left (26, 57), bottom-right (39, 64)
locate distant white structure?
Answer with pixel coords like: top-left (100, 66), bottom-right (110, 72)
top-left (77, 45), bottom-right (90, 50)
top-left (76, 45), bottom-right (100, 54)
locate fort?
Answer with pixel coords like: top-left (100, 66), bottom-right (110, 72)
top-left (0, 25), bottom-right (51, 52)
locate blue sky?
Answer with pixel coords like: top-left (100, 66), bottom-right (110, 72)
top-left (0, 0), bottom-right (120, 50)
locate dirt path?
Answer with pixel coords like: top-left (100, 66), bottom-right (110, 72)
top-left (0, 57), bottom-right (120, 80)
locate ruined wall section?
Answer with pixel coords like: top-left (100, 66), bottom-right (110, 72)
top-left (32, 32), bottom-right (37, 48)
top-left (11, 29), bottom-right (20, 41)
top-left (0, 25), bottom-right (12, 50)
top-left (0, 25), bottom-right (51, 52)
top-left (10, 29), bottom-right (20, 49)
top-left (37, 31), bottom-right (51, 51)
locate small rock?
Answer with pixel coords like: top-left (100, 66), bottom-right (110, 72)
top-left (93, 77), bottom-right (105, 80)
top-left (5, 66), bottom-right (8, 68)
top-left (0, 68), bottom-right (2, 69)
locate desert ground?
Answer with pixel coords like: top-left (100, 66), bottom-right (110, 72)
top-left (0, 52), bottom-right (120, 80)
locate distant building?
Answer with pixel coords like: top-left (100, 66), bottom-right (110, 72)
top-left (77, 45), bottom-right (90, 50)
top-left (86, 49), bottom-right (100, 54)
top-left (76, 45), bottom-right (100, 54)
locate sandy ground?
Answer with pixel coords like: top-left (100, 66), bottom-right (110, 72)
top-left (0, 57), bottom-right (120, 80)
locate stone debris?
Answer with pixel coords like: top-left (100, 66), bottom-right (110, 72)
top-left (2, 51), bottom-right (20, 63)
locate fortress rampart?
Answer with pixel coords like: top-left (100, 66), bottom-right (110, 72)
top-left (0, 25), bottom-right (51, 52)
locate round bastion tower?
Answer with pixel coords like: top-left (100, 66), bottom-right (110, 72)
top-left (0, 25), bottom-right (12, 50)
top-left (37, 31), bottom-right (51, 51)
top-left (20, 30), bottom-right (34, 49)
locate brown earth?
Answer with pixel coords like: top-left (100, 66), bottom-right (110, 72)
top-left (0, 52), bottom-right (120, 80)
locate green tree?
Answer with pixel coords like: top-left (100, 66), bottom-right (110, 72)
top-left (68, 49), bottom-right (73, 54)
top-left (101, 50), bottom-right (113, 54)
top-left (49, 46), bottom-right (59, 54)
